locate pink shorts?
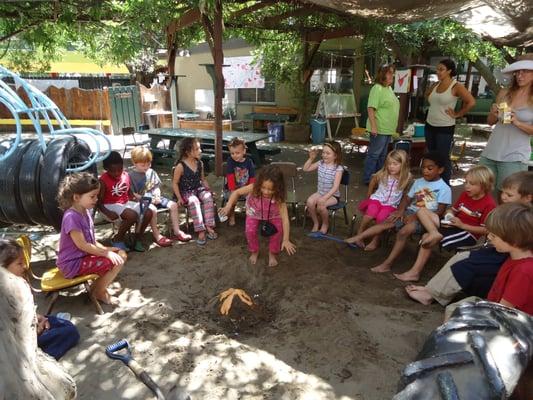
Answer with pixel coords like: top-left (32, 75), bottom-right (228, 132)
top-left (78, 255), bottom-right (114, 276)
top-left (358, 199), bottom-right (397, 223)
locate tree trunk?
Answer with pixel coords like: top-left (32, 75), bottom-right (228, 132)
top-left (0, 268), bottom-right (76, 399)
top-left (473, 57), bottom-right (501, 95)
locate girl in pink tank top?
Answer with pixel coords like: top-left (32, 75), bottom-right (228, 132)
top-left (220, 165), bottom-right (296, 267)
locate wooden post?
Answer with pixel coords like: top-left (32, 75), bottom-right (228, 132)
top-left (353, 38), bottom-right (364, 127)
top-left (213, 0), bottom-right (224, 177)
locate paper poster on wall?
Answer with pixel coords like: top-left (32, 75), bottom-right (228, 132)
top-left (223, 56), bottom-right (265, 89)
top-left (394, 69), bottom-right (412, 93)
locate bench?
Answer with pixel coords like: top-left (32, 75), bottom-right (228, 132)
top-left (456, 97), bottom-right (494, 123)
top-left (244, 106), bottom-right (299, 132)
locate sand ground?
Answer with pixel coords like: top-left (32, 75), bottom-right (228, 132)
top-left (24, 130), bottom-right (487, 399)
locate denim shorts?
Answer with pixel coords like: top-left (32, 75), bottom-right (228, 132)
top-left (394, 209), bottom-right (424, 234)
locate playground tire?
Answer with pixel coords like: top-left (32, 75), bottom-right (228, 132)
top-left (19, 140), bottom-right (48, 225)
top-left (0, 139), bottom-right (34, 224)
top-left (394, 300), bottom-right (533, 400)
top-left (0, 140), bottom-right (12, 227)
top-left (40, 136), bottom-right (95, 231)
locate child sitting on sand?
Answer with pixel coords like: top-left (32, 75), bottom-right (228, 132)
top-left (129, 146), bottom-right (191, 243)
top-left (348, 152), bottom-right (451, 274)
top-left (346, 149), bottom-right (411, 250)
top-left (220, 165), bottom-right (296, 267)
top-left (395, 165), bottom-right (496, 282)
top-left (58, 172), bottom-right (127, 306)
top-left (1, 238), bottom-right (80, 360)
top-left (172, 137), bottom-right (217, 245)
top-left (303, 141), bottom-right (344, 234)
top-left (405, 171), bottom-right (533, 306)
top-left (225, 137), bottom-right (256, 226)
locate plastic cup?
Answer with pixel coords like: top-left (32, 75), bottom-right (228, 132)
top-left (218, 211), bottom-right (228, 223)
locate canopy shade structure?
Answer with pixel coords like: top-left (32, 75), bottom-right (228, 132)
top-left (306, 0), bottom-right (533, 47)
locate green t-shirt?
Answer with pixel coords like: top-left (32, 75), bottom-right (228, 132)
top-left (365, 84), bottom-right (400, 135)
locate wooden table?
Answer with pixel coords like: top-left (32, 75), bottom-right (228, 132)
top-left (349, 135), bottom-right (427, 167)
top-left (145, 128), bottom-right (271, 167)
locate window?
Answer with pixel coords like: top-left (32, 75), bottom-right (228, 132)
top-left (238, 82), bottom-right (275, 104)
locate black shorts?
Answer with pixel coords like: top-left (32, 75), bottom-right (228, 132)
top-left (439, 226), bottom-right (477, 250)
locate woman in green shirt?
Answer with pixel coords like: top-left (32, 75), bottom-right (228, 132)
top-left (363, 64), bottom-right (400, 184)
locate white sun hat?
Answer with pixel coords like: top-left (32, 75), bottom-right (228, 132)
top-left (501, 58), bottom-right (533, 76)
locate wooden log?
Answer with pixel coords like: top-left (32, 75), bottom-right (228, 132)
top-left (0, 268), bottom-right (76, 399)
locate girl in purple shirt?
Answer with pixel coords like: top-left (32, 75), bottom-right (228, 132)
top-left (57, 173), bottom-right (127, 306)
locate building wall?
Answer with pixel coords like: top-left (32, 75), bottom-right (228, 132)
top-left (174, 39), bottom-right (297, 120)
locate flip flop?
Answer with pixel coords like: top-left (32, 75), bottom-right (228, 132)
top-left (307, 231), bottom-right (324, 238)
top-left (196, 237), bottom-right (207, 246)
top-left (170, 231), bottom-right (192, 242)
top-left (155, 236), bottom-right (173, 247)
top-left (207, 231), bottom-right (218, 240)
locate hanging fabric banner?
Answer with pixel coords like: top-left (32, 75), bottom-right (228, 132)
top-left (394, 69), bottom-right (412, 93)
top-left (223, 56), bottom-right (265, 89)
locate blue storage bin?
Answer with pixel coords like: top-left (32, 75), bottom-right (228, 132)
top-left (310, 119), bottom-right (327, 144)
top-left (413, 123), bottom-right (425, 137)
top-left (267, 123), bottom-right (284, 143)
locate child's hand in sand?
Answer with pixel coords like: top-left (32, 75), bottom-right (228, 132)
top-left (282, 240), bottom-right (296, 255)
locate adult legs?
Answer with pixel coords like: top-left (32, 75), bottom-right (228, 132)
top-left (362, 134), bottom-right (391, 184)
top-left (433, 131), bottom-right (454, 184)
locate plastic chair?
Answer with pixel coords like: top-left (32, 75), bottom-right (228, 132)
top-left (271, 161), bottom-right (299, 220)
top-left (122, 126), bottom-right (151, 157)
top-left (303, 168), bottom-right (350, 233)
top-left (17, 234), bottom-right (104, 315)
top-left (450, 140), bottom-right (467, 171)
top-left (393, 139), bottom-right (412, 156)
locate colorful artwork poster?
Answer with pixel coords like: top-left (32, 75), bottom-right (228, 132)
top-left (223, 56), bottom-right (265, 89)
top-left (394, 69), bottom-right (412, 93)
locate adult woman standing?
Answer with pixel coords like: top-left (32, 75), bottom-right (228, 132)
top-left (425, 59), bottom-right (475, 184)
top-left (480, 55), bottom-right (533, 195)
top-left (362, 64), bottom-right (400, 185)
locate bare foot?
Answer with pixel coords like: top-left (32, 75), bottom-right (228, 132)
top-left (394, 271), bottom-right (420, 282)
top-left (229, 215), bottom-right (236, 226)
top-left (370, 263), bottom-right (391, 273)
top-left (249, 252), bottom-right (259, 265)
top-left (319, 225), bottom-right (329, 234)
top-left (96, 293), bottom-right (120, 306)
top-left (405, 285), bottom-right (434, 305)
top-left (311, 223), bottom-right (320, 232)
top-left (268, 252), bottom-right (278, 267)
top-left (364, 237), bottom-right (380, 251)
top-left (420, 232), bottom-right (443, 248)
top-left (345, 235), bottom-right (365, 248)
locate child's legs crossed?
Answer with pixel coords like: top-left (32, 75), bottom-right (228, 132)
top-left (198, 190), bottom-right (215, 228)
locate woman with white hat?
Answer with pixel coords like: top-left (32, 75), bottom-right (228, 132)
top-left (480, 54), bottom-right (533, 197)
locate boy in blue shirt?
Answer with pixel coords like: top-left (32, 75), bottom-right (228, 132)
top-left (352, 152), bottom-right (451, 274)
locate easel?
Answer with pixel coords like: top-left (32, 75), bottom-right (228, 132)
top-left (315, 88), bottom-right (360, 139)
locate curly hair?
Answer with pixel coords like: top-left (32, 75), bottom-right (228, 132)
top-left (177, 137), bottom-right (200, 161)
top-left (228, 137), bottom-right (247, 149)
top-left (0, 238), bottom-right (23, 270)
top-left (57, 172), bottom-right (100, 210)
top-left (102, 151), bottom-right (123, 170)
top-left (252, 165), bottom-right (285, 203)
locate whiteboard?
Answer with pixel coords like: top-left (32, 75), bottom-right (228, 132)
top-left (194, 89), bottom-right (236, 113)
top-left (323, 93), bottom-right (357, 117)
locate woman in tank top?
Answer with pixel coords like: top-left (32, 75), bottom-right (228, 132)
top-left (425, 59), bottom-right (475, 184)
top-left (480, 54), bottom-right (533, 196)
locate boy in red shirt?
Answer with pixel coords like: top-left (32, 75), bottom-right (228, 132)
top-left (485, 203), bottom-right (533, 315)
top-left (396, 165), bottom-right (497, 282)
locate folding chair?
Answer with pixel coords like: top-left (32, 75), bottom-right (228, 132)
top-left (18, 235), bottom-right (104, 315)
top-left (303, 168), bottom-right (350, 233)
top-left (271, 161), bottom-right (299, 220)
top-left (122, 126), bottom-right (151, 157)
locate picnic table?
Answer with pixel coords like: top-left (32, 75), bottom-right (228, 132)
top-left (244, 112), bottom-right (291, 132)
top-left (144, 128), bottom-right (274, 168)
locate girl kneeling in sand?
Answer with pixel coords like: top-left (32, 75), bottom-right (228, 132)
top-left (220, 165), bottom-right (296, 266)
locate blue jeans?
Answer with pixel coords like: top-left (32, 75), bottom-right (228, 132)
top-left (424, 123), bottom-right (454, 184)
top-left (363, 134), bottom-right (391, 184)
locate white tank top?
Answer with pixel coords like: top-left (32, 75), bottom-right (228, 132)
top-left (427, 79), bottom-right (458, 127)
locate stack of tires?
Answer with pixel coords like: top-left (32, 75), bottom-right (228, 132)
top-left (0, 136), bottom-right (96, 231)
top-left (394, 301), bottom-right (533, 399)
